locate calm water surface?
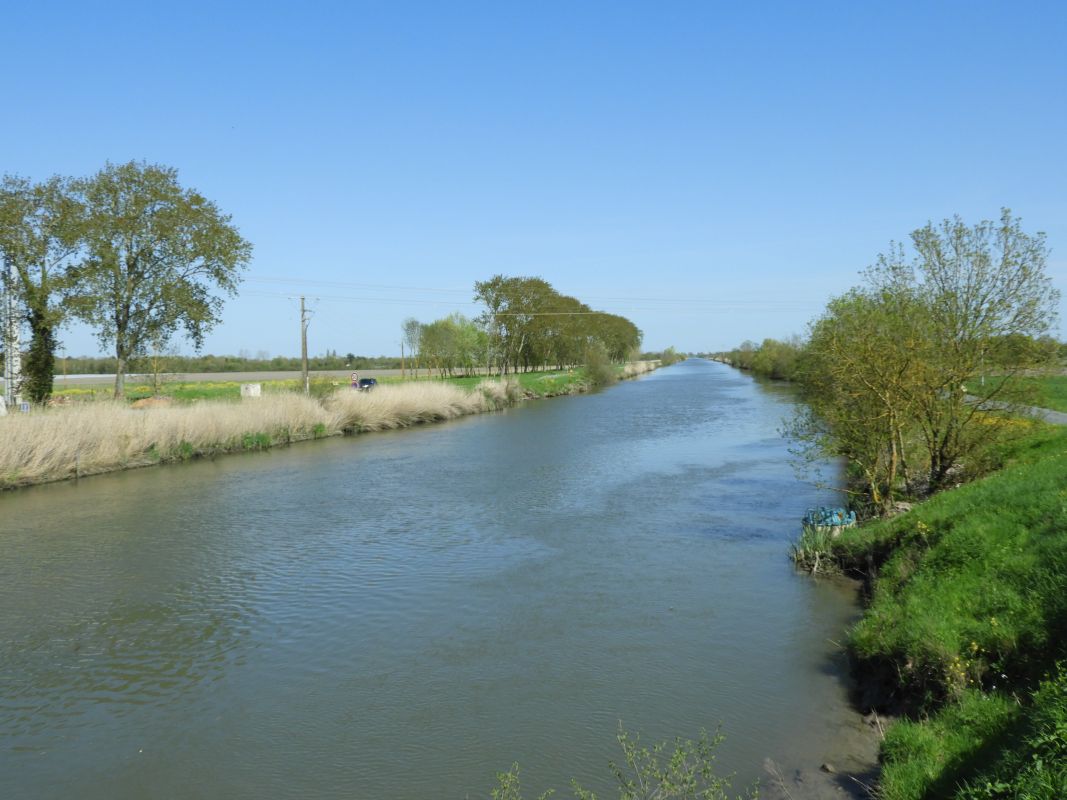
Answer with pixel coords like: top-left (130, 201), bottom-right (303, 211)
top-left (1, 360), bottom-right (866, 798)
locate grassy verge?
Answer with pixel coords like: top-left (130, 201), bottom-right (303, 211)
top-left (1016, 375), bottom-right (1067, 413)
top-left (963, 375), bottom-right (1067, 414)
top-left (803, 425), bottom-right (1067, 798)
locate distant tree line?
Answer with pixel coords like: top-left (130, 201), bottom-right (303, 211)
top-left (725, 211), bottom-right (1061, 514)
top-left (403, 276), bottom-right (643, 377)
top-left (34, 352), bottom-right (404, 376)
top-left (641, 346), bottom-right (686, 365)
top-left (722, 337), bottom-right (804, 380)
top-left (1, 161), bottom-right (251, 400)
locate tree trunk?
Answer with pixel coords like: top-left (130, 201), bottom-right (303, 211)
top-left (114, 352), bottom-right (127, 399)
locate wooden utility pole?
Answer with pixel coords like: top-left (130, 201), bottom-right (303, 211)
top-left (300, 295), bottom-right (309, 396)
top-left (401, 340), bottom-right (405, 379)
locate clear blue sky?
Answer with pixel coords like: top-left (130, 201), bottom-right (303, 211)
top-left (4, 0), bottom-right (1066, 358)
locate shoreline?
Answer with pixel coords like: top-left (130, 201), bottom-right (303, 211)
top-left (0, 362), bottom-right (659, 493)
top-left (720, 358), bottom-right (1067, 798)
top-left (790, 436), bottom-right (1066, 795)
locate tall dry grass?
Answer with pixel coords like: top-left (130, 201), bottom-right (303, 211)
top-left (620, 360), bottom-right (658, 379)
top-left (326, 379), bottom-right (522, 431)
top-left (0, 394), bottom-right (339, 488)
top-left (0, 379), bottom-right (524, 489)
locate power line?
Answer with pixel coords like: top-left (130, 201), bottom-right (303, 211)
top-left (240, 289), bottom-right (813, 314)
top-left (243, 275), bottom-right (817, 307)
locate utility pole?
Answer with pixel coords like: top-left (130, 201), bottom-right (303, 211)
top-left (2, 254), bottom-right (22, 410)
top-left (400, 340), bottom-right (405, 379)
top-left (300, 295), bottom-right (309, 396)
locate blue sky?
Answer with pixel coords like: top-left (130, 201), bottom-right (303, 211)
top-left (3, 1), bottom-right (1066, 357)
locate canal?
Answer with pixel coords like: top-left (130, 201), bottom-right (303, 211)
top-left (1, 359), bottom-right (872, 798)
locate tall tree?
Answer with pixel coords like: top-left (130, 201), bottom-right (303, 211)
top-left (402, 317), bottom-right (423, 377)
top-left (69, 162), bottom-right (252, 397)
top-left (0, 175), bottom-right (84, 403)
top-left (867, 210), bottom-right (1058, 490)
top-left (792, 288), bottom-right (924, 511)
top-left (792, 210), bottom-right (1059, 509)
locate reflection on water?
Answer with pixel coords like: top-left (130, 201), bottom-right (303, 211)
top-left (1, 360), bottom-right (865, 799)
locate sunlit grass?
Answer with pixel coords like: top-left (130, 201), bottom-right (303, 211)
top-left (822, 426), bottom-right (1067, 799)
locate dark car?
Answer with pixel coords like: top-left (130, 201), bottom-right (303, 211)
top-left (357, 378), bottom-right (378, 391)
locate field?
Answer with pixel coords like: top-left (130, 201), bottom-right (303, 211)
top-left (51, 368), bottom-right (623, 405)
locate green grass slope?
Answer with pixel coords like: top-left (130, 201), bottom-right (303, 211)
top-left (823, 428), bottom-right (1067, 799)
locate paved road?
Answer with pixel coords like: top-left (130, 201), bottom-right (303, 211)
top-left (966, 395), bottom-right (1067, 425)
top-left (1021, 405), bottom-right (1067, 425)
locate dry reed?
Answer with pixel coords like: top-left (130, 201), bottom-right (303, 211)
top-left (325, 379), bottom-right (521, 431)
top-left (620, 360), bottom-right (658, 379)
top-left (0, 378), bottom-right (525, 489)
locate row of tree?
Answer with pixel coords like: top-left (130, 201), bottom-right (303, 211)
top-left (403, 277), bottom-right (644, 377)
top-left (728, 210), bottom-right (1060, 513)
top-left (0, 161), bottom-right (251, 400)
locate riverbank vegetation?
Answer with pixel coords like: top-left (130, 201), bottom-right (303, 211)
top-left (731, 211), bottom-right (1060, 515)
top-left (721, 337), bottom-right (804, 381)
top-left (808, 425), bottom-right (1067, 798)
top-left (755, 211), bottom-right (1067, 798)
top-left (489, 726), bottom-right (757, 800)
top-left (0, 379), bottom-right (518, 489)
top-left (0, 363), bottom-right (657, 490)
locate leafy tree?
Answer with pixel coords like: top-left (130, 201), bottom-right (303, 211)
top-left (791, 288), bottom-right (924, 511)
top-left (419, 317), bottom-right (455, 376)
top-left (68, 161), bottom-right (252, 397)
top-left (730, 341), bottom-right (757, 371)
top-left (402, 317), bottom-right (423, 376)
top-left (0, 175), bottom-right (85, 403)
top-left (867, 210), bottom-right (1058, 491)
top-left (474, 275), bottom-right (642, 374)
top-left (747, 337), bottom-right (802, 380)
top-left (791, 210), bottom-right (1059, 509)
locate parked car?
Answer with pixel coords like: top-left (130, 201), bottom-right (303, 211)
top-left (357, 378), bottom-right (378, 391)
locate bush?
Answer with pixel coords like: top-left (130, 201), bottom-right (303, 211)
top-left (489, 727), bottom-right (758, 800)
top-left (583, 342), bottom-right (618, 388)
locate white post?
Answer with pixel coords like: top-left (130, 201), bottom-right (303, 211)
top-left (2, 255), bottom-right (22, 408)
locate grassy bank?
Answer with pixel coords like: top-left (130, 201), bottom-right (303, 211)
top-left (1002, 375), bottom-right (1067, 414)
top-left (1, 362), bottom-right (658, 491)
top-left (808, 425), bottom-right (1067, 798)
